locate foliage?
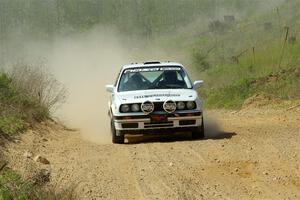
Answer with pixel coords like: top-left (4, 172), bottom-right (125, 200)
top-left (0, 169), bottom-right (78, 200)
top-left (0, 169), bottom-right (41, 200)
top-left (192, 49), bottom-right (210, 72)
top-left (9, 63), bottom-right (67, 112)
top-left (0, 0), bottom-right (271, 40)
top-left (204, 78), bottom-right (254, 109)
top-left (190, 0), bottom-right (300, 109)
top-left (204, 68), bottom-right (300, 109)
top-left (0, 116), bottom-right (25, 136)
top-left (0, 63), bottom-right (67, 135)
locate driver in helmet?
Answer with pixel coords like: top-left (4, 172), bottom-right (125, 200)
top-left (158, 71), bottom-right (185, 88)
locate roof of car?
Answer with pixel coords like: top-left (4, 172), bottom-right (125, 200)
top-left (121, 61), bottom-right (184, 70)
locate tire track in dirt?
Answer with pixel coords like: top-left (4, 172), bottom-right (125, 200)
top-left (127, 144), bottom-right (178, 199)
top-left (126, 141), bottom-right (209, 200)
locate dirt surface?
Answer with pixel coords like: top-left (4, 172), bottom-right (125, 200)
top-left (5, 107), bottom-right (300, 200)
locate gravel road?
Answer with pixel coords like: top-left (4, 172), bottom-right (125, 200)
top-left (6, 107), bottom-right (300, 199)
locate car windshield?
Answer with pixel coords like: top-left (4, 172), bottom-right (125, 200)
top-left (118, 66), bottom-right (192, 92)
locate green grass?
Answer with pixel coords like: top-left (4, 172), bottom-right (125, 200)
top-left (187, 1), bottom-right (300, 109)
top-left (0, 169), bottom-right (41, 200)
top-left (203, 67), bottom-right (300, 109)
top-left (204, 78), bottom-right (254, 109)
top-left (0, 116), bottom-right (25, 136)
top-left (0, 168), bottom-right (78, 200)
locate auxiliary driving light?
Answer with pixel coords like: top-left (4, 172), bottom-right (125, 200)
top-left (163, 100), bottom-right (177, 113)
top-left (141, 101), bottom-right (155, 114)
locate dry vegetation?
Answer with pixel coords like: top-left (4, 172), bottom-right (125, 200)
top-left (0, 62), bottom-right (68, 199)
top-left (9, 63), bottom-right (67, 112)
top-left (0, 62), bottom-right (67, 136)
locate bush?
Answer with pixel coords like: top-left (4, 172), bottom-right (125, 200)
top-left (0, 62), bottom-right (67, 135)
top-left (192, 49), bottom-right (210, 72)
top-left (9, 63), bottom-right (67, 112)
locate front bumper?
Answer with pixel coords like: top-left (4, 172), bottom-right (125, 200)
top-left (113, 111), bottom-right (203, 132)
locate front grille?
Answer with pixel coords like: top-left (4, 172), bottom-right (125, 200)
top-left (144, 121), bottom-right (173, 128)
top-left (179, 120), bottom-right (196, 126)
top-left (122, 123), bottom-right (138, 129)
top-left (153, 102), bottom-right (164, 112)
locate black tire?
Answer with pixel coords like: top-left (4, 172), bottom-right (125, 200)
top-left (111, 119), bottom-right (124, 144)
top-left (192, 117), bottom-right (205, 139)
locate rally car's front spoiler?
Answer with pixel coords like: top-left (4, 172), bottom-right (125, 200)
top-left (113, 111), bottom-right (203, 132)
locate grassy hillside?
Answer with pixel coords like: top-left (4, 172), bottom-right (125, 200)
top-left (184, 0), bottom-right (300, 108)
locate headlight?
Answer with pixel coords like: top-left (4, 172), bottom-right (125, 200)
top-left (120, 104), bottom-right (130, 112)
top-left (186, 101), bottom-right (196, 109)
top-left (131, 104), bottom-right (140, 112)
top-left (177, 101), bottom-right (185, 110)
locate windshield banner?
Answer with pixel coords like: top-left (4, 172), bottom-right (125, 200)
top-left (125, 67), bottom-right (181, 73)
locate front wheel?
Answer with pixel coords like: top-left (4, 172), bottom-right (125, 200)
top-left (111, 119), bottom-right (124, 144)
top-left (192, 118), bottom-right (205, 139)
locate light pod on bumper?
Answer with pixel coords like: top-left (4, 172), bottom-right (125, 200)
top-left (141, 101), bottom-right (154, 114)
top-left (163, 100), bottom-right (177, 113)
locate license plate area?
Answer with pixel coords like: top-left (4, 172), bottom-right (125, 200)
top-left (150, 115), bottom-right (168, 123)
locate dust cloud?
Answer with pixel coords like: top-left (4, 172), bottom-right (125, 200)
top-left (1, 25), bottom-right (223, 144)
top-left (12, 27), bottom-right (172, 144)
top-left (47, 28), bottom-right (132, 143)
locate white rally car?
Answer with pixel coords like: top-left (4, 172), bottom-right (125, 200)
top-left (106, 61), bottom-right (204, 144)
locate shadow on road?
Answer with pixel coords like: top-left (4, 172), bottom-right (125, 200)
top-left (205, 131), bottom-right (236, 140)
top-left (126, 129), bottom-right (236, 144)
top-left (126, 132), bottom-right (191, 144)
top-left (125, 116), bottom-right (236, 144)
top-left (204, 121), bottom-right (237, 140)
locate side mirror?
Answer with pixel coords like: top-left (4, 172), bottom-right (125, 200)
top-left (193, 80), bottom-right (204, 89)
top-left (106, 85), bottom-right (115, 93)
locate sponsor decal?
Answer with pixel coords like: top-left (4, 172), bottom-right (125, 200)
top-left (134, 94), bottom-right (180, 99)
top-left (124, 67), bottom-right (181, 73)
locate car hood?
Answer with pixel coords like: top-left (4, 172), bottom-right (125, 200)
top-left (116, 89), bottom-right (198, 104)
